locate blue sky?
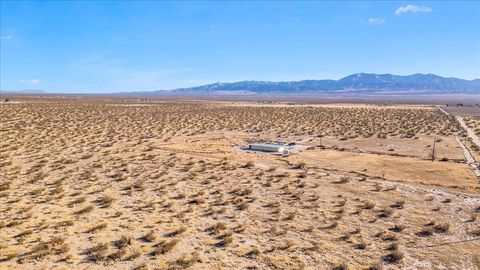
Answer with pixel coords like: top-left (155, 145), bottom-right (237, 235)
top-left (1, 1), bottom-right (479, 93)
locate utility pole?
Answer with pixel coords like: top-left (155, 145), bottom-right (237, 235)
top-left (432, 137), bottom-right (436, 162)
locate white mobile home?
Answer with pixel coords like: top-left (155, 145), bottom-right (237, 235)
top-left (248, 143), bottom-right (285, 153)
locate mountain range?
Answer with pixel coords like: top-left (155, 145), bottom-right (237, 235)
top-left (3, 73), bottom-right (479, 95)
top-left (169, 73), bottom-right (480, 94)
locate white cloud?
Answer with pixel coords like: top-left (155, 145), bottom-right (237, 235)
top-left (19, 79), bottom-right (40, 85)
top-left (362, 18), bottom-right (385, 25)
top-left (395, 4), bottom-right (432, 15)
top-left (0, 35), bottom-right (13, 40)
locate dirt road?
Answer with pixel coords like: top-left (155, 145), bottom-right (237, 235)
top-left (436, 106), bottom-right (450, 116)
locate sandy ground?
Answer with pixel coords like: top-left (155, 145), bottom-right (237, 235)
top-left (1, 99), bottom-right (479, 270)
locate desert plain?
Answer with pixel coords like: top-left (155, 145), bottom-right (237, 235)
top-left (0, 96), bottom-right (479, 270)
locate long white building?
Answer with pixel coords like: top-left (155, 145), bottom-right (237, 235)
top-left (248, 143), bottom-right (285, 153)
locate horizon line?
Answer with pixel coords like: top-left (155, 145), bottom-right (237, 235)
top-left (1, 72), bottom-right (479, 94)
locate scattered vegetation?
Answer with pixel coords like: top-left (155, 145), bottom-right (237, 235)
top-left (0, 99), bottom-right (475, 269)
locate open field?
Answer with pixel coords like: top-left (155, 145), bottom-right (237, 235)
top-left (443, 106), bottom-right (480, 117)
top-left (1, 97), bottom-right (479, 270)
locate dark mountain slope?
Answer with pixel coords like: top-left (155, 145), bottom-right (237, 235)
top-left (170, 73), bottom-right (479, 94)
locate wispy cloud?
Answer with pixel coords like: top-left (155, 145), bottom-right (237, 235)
top-left (19, 79), bottom-right (40, 85)
top-left (362, 18), bottom-right (385, 25)
top-left (395, 4), bottom-right (432, 15)
top-left (0, 35), bottom-right (13, 40)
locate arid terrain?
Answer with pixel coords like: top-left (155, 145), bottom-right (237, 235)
top-left (1, 97), bottom-right (479, 270)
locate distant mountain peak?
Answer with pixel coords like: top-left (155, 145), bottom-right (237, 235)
top-left (169, 73), bottom-right (479, 94)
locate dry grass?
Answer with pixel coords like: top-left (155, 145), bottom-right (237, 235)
top-left (0, 98), bottom-right (479, 269)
